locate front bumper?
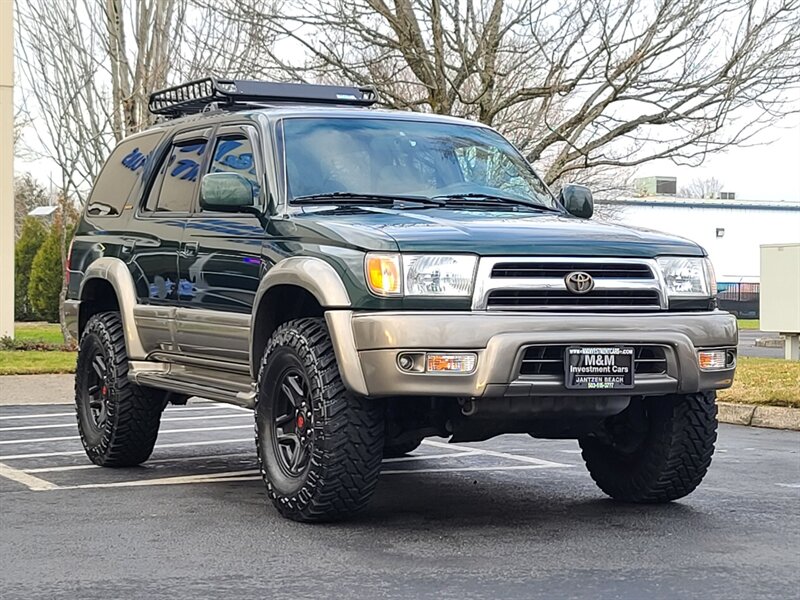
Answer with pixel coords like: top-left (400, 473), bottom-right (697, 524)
top-left (325, 310), bottom-right (738, 398)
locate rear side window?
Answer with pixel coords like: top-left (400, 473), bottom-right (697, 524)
top-left (145, 139), bottom-right (208, 213)
top-left (86, 132), bottom-right (162, 216)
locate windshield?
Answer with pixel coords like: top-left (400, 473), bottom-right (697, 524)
top-left (281, 117), bottom-right (557, 209)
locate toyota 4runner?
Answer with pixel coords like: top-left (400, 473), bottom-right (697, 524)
top-left (65, 78), bottom-right (737, 522)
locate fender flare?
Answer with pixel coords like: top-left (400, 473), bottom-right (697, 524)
top-left (252, 257), bottom-right (351, 311)
top-left (249, 257), bottom-right (361, 386)
top-left (80, 257), bottom-right (147, 359)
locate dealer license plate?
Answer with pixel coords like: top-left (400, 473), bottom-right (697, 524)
top-left (565, 346), bottom-right (635, 390)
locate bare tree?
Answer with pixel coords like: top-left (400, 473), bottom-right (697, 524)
top-left (16, 0), bottom-right (277, 203)
top-left (16, 0), bottom-right (117, 202)
top-left (178, 0), bottom-right (277, 79)
top-left (231, 0), bottom-right (800, 188)
top-left (13, 174), bottom-right (49, 239)
top-left (103, 0), bottom-right (189, 140)
top-left (679, 177), bottom-right (724, 199)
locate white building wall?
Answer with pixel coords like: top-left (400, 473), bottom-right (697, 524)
top-left (606, 203), bottom-right (800, 281)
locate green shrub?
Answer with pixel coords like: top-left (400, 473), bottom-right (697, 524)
top-left (28, 226), bottom-right (63, 323)
top-left (14, 217), bottom-right (48, 320)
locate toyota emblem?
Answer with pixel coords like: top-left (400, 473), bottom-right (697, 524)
top-left (564, 271), bottom-right (594, 294)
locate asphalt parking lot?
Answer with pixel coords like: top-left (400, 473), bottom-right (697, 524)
top-left (1, 399), bottom-right (798, 600)
top-left (738, 329), bottom-right (783, 358)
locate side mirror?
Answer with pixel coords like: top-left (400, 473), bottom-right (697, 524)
top-left (559, 184), bottom-right (593, 219)
top-left (199, 172), bottom-right (256, 212)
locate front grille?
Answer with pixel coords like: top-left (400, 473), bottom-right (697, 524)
top-left (487, 289), bottom-right (661, 309)
top-left (473, 257), bottom-right (665, 312)
top-left (519, 345), bottom-right (668, 377)
top-left (491, 262), bottom-right (654, 279)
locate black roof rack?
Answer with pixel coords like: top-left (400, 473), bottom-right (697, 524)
top-left (148, 77), bottom-right (378, 118)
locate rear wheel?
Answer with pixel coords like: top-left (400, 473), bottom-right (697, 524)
top-left (75, 312), bottom-right (164, 467)
top-left (255, 318), bottom-right (384, 522)
top-left (579, 392), bottom-right (717, 503)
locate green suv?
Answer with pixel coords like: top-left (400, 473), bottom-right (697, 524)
top-left (65, 78), bottom-right (737, 522)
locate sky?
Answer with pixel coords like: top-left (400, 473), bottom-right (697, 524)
top-left (639, 114), bottom-right (800, 202)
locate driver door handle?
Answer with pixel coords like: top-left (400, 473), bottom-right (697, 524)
top-left (180, 241), bottom-right (199, 257)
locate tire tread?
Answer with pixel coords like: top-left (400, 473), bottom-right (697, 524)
top-left (75, 312), bottom-right (163, 467)
top-left (579, 392), bottom-right (717, 503)
top-left (255, 318), bottom-right (384, 522)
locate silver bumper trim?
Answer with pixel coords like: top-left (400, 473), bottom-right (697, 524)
top-left (326, 310), bottom-right (737, 398)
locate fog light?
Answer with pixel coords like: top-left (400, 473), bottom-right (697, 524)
top-left (698, 350), bottom-right (727, 371)
top-left (398, 354), bottom-right (414, 371)
top-left (426, 353), bottom-right (477, 374)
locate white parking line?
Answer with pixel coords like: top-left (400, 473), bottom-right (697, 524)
top-left (381, 464), bottom-right (565, 475)
top-left (382, 450), bottom-right (482, 463)
top-left (42, 463), bottom-right (571, 491)
top-left (57, 470), bottom-right (260, 490)
top-left (0, 413), bottom-right (251, 432)
top-left (0, 404), bottom-right (242, 421)
top-left (22, 451), bottom-right (476, 474)
top-left (22, 451), bottom-right (474, 473)
top-left (23, 452), bottom-right (257, 473)
top-left (422, 439), bottom-right (569, 468)
top-left (0, 411), bottom-right (78, 420)
top-left (776, 483), bottom-right (800, 489)
top-left (0, 424), bottom-right (253, 445)
top-left (0, 462), bottom-right (60, 491)
top-left (0, 438), bottom-right (254, 460)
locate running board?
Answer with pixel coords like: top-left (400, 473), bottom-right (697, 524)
top-left (129, 361), bottom-right (256, 409)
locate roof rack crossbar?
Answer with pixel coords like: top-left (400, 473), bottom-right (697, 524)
top-left (149, 77), bottom-right (378, 118)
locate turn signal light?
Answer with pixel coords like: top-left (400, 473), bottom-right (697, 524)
top-left (426, 353), bottom-right (477, 374)
top-left (698, 350), bottom-right (727, 370)
top-left (366, 254), bottom-right (401, 296)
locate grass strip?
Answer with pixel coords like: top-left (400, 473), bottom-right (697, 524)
top-left (0, 351), bottom-right (77, 375)
top-left (718, 357), bottom-right (800, 409)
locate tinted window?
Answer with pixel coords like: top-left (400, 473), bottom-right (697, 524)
top-left (282, 118), bottom-right (555, 208)
top-left (206, 134), bottom-right (260, 207)
top-left (87, 132), bottom-right (162, 216)
top-left (146, 139), bottom-right (207, 212)
top-left (455, 146), bottom-right (549, 201)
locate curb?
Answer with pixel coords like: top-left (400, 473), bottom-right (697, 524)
top-left (717, 401), bottom-right (800, 431)
top-left (754, 337), bottom-right (784, 348)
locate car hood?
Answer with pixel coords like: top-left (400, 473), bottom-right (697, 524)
top-left (292, 206), bottom-right (704, 257)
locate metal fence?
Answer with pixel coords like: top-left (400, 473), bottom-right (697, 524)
top-left (717, 282), bottom-right (760, 318)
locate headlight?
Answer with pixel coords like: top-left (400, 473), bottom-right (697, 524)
top-left (657, 257), bottom-right (716, 297)
top-left (365, 253), bottom-right (477, 297)
top-left (404, 255), bottom-right (476, 296)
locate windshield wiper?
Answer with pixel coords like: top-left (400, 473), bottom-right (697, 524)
top-left (292, 192), bottom-right (443, 206)
top-left (433, 193), bottom-right (560, 212)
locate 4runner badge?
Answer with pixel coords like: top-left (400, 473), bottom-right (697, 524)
top-left (565, 271), bottom-right (594, 294)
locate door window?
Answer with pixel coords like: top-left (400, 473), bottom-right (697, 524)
top-left (205, 134), bottom-right (261, 207)
top-left (145, 139), bottom-right (208, 212)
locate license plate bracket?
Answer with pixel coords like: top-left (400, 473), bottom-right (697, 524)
top-left (564, 346), bottom-right (635, 390)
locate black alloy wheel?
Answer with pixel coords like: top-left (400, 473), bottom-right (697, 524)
top-left (271, 368), bottom-right (314, 477)
top-left (75, 312), bottom-right (164, 467)
top-left (255, 318), bottom-right (385, 522)
top-left (84, 339), bottom-right (111, 430)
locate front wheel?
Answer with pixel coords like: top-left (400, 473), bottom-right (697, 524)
top-left (579, 392), bottom-right (717, 503)
top-left (255, 318), bottom-right (384, 522)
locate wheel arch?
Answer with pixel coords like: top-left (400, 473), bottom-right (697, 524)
top-left (79, 257), bottom-right (146, 359)
top-left (250, 257), bottom-right (351, 379)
